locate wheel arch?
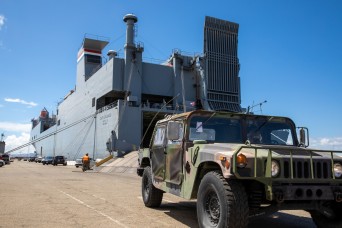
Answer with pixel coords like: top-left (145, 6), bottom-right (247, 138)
top-left (137, 157), bottom-right (151, 176)
top-left (191, 161), bottom-right (223, 199)
top-left (140, 157), bottom-right (151, 168)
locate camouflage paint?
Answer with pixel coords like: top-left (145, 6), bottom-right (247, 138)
top-left (139, 110), bottom-right (342, 202)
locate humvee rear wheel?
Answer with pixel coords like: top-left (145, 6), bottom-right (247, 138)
top-left (310, 202), bottom-right (342, 228)
top-left (142, 166), bottom-right (163, 207)
top-left (197, 171), bottom-right (249, 228)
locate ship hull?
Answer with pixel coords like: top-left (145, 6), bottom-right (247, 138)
top-left (31, 107), bottom-right (119, 160)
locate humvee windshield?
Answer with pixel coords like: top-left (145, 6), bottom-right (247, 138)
top-left (188, 115), bottom-right (295, 146)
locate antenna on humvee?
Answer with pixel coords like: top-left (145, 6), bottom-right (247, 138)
top-left (246, 100), bottom-right (267, 114)
top-left (139, 93), bottom-right (180, 149)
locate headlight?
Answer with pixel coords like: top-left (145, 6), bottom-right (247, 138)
top-left (334, 163), bottom-right (342, 178)
top-left (271, 160), bottom-right (280, 177)
top-left (236, 153), bottom-right (247, 168)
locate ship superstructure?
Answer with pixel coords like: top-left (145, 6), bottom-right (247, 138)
top-left (29, 14), bottom-right (241, 160)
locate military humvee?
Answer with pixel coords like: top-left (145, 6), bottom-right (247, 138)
top-left (137, 110), bottom-right (342, 228)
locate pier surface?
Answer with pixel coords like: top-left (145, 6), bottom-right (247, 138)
top-left (0, 161), bottom-right (315, 227)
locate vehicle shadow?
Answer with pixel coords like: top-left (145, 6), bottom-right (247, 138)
top-left (71, 169), bottom-right (94, 173)
top-left (157, 201), bottom-right (198, 227)
top-left (249, 211), bottom-right (316, 228)
top-left (158, 201), bottom-right (315, 228)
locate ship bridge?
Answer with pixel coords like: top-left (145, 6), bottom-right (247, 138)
top-left (77, 35), bottom-right (109, 82)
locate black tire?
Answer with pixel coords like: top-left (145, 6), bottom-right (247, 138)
top-left (141, 166), bottom-right (163, 207)
top-left (197, 171), bottom-right (249, 228)
top-left (310, 203), bottom-right (342, 228)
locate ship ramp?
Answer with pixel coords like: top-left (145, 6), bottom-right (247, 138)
top-left (95, 151), bottom-right (138, 174)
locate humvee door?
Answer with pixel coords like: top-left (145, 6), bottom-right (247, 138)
top-left (151, 125), bottom-right (166, 180)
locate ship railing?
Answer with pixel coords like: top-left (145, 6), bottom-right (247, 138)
top-left (172, 48), bottom-right (203, 58)
top-left (81, 34), bottom-right (110, 49)
top-left (96, 101), bottom-right (118, 114)
top-left (142, 57), bottom-right (167, 65)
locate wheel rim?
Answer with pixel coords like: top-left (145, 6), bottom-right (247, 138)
top-left (204, 189), bottom-right (220, 226)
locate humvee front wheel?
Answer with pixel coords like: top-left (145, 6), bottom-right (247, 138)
top-left (310, 202), bottom-right (342, 228)
top-left (141, 166), bottom-right (163, 207)
top-left (197, 171), bottom-right (249, 228)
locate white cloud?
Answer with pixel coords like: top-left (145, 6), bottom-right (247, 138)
top-left (0, 122), bottom-right (34, 153)
top-left (0, 15), bottom-right (5, 30)
top-left (0, 122), bottom-right (31, 133)
top-left (4, 98), bottom-right (38, 107)
top-left (310, 137), bottom-right (342, 150)
top-left (4, 133), bottom-right (34, 153)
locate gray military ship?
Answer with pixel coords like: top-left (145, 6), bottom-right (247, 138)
top-left (29, 14), bottom-right (242, 160)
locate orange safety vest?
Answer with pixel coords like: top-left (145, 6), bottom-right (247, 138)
top-left (82, 155), bottom-right (89, 162)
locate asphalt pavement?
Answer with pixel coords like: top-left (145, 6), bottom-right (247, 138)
top-left (0, 161), bottom-right (316, 227)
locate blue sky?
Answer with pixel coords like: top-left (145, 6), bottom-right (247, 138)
top-left (0, 0), bottom-right (341, 152)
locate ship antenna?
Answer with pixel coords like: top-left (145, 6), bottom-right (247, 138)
top-left (1, 133), bottom-right (4, 142)
top-left (139, 93), bottom-right (180, 148)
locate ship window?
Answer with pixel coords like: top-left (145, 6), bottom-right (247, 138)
top-left (57, 120), bottom-right (60, 126)
top-left (86, 54), bottom-right (101, 64)
top-left (92, 97), bottom-right (96, 107)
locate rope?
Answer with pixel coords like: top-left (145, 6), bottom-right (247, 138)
top-left (73, 117), bottom-right (95, 160)
top-left (6, 113), bottom-right (95, 154)
top-left (139, 93), bottom-right (180, 148)
top-left (60, 116), bottom-right (94, 157)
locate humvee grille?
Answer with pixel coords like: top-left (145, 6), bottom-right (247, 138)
top-left (283, 160), bottom-right (331, 179)
top-left (233, 146), bottom-right (342, 182)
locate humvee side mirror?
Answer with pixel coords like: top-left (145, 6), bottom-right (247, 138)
top-left (298, 127), bottom-right (309, 148)
top-left (167, 121), bottom-right (180, 141)
top-left (300, 128), bottom-right (305, 145)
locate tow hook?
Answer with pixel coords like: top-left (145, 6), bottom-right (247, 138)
top-left (334, 192), bottom-right (342, 202)
top-left (275, 191), bottom-right (284, 203)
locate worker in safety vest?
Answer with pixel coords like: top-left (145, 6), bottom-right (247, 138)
top-left (82, 153), bottom-right (90, 169)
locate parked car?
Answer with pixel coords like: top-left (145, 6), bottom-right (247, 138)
top-left (75, 158), bottom-right (95, 168)
top-left (0, 159), bottom-right (5, 167)
top-left (52, 156), bottom-right (67, 166)
top-left (35, 156), bottom-right (43, 163)
top-left (0, 154), bottom-right (10, 164)
top-left (28, 157), bottom-right (36, 162)
top-left (42, 156), bottom-right (53, 165)
top-left (75, 158), bottom-right (83, 168)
